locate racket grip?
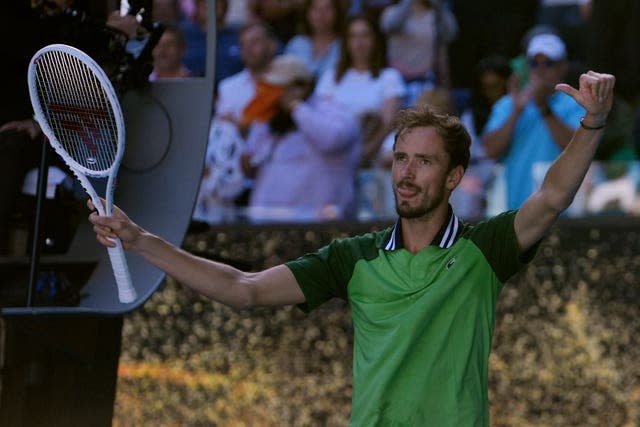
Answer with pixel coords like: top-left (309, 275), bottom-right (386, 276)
top-left (107, 240), bottom-right (137, 303)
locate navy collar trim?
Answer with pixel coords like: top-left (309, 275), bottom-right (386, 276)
top-left (383, 207), bottom-right (462, 251)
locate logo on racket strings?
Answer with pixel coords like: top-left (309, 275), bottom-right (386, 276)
top-left (48, 103), bottom-right (110, 164)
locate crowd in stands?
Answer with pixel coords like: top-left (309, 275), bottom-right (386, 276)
top-left (173, 0), bottom-right (640, 223)
top-left (3, 0), bottom-right (640, 240)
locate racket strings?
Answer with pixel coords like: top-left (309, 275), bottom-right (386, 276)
top-left (34, 50), bottom-right (118, 173)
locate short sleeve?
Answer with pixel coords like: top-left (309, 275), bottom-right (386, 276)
top-left (380, 68), bottom-right (407, 101)
top-left (285, 240), bottom-right (352, 312)
top-left (466, 210), bottom-right (540, 283)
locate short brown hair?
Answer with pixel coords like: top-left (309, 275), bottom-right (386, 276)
top-left (393, 105), bottom-right (471, 171)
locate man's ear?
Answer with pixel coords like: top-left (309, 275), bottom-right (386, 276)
top-left (446, 165), bottom-right (465, 191)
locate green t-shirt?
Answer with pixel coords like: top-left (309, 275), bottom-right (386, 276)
top-left (286, 210), bottom-right (535, 426)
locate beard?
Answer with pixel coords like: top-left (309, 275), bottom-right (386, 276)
top-left (394, 179), bottom-right (446, 219)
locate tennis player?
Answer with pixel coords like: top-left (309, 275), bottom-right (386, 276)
top-left (89, 70), bottom-right (614, 426)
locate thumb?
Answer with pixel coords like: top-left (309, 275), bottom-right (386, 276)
top-left (555, 83), bottom-right (579, 99)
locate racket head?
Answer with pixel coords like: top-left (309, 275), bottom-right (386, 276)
top-left (28, 44), bottom-right (125, 178)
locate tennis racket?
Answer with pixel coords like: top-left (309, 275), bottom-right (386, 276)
top-left (28, 44), bottom-right (137, 304)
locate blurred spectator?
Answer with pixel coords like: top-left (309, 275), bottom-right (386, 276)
top-left (454, 55), bottom-right (512, 221)
top-left (239, 55), bottom-right (361, 221)
top-left (508, 25), bottom-right (568, 92)
top-left (379, 0), bottom-right (458, 106)
top-left (483, 32), bottom-right (584, 210)
top-left (284, 0), bottom-right (344, 80)
top-left (178, 0), bottom-right (207, 76)
top-left (194, 21), bottom-right (280, 222)
top-left (315, 14), bottom-right (406, 167)
top-left (463, 55), bottom-right (513, 145)
top-left (214, 22), bottom-right (280, 127)
top-left (215, 0), bottom-right (243, 93)
top-left (149, 25), bottom-right (191, 80)
top-left (247, 0), bottom-right (303, 44)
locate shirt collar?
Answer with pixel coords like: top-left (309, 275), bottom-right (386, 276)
top-left (383, 206), bottom-right (462, 251)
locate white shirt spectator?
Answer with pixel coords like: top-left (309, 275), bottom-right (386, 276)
top-left (314, 67), bottom-right (406, 118)
top-left (214, 69), bottom-right (256, 120)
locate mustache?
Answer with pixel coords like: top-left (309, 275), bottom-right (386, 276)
top-left (395, 179), bottom-right (421, 192)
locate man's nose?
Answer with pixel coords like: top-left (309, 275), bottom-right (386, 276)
top-left (400, 159), bottom-right (416, 178)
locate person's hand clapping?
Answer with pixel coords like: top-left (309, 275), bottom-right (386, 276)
top-left (509, 73), bottom-right (533, 113)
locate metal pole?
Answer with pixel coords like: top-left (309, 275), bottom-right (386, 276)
top-left (26, 138), bottom-right (49, 307)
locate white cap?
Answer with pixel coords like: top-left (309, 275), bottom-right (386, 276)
top-left (526, 33), bottom-right (566, 61)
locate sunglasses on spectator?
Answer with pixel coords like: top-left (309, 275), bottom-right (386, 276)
top-left (528, 58), bottom-right (559, 68)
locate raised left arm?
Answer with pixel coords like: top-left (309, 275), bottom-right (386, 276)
top-left (514, 71), bottom-right (615, 253)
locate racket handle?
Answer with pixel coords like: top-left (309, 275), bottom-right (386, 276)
top-left (107, 240), bottom-right (137, 303)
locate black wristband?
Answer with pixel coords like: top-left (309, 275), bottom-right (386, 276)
top-left (580, 117), bottom-right (606, 130)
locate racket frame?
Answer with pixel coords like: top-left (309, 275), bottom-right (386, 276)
top-left (28, 43), bottom-right (136, 303)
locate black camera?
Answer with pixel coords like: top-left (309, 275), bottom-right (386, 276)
top-left (33, 0), bottom-right (164, 93)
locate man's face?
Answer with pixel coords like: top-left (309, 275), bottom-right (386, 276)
top-left (152, 31), bottom-right (185, 72)
top-left (240, 26), bottom-right (276, 72)
top-left (391, 127), bottom-right (460, 219)
top-left (347, 19), bottom-right (374, 66)
top-left (308, 0), bottom-right (336, 33)
top-left (480, 70), bottom-right (508, 105)
top-left (527, 54), bottom-right (566, 92)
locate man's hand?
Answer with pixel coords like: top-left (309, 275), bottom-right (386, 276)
top-left (555, 71), bottom-right (615, 127)
top-left (508, 73), bottom-right (532, 112)
top-left (0, 119), bottom-right (42, 140)
top-left (88, 199), bottom-right (144, 251)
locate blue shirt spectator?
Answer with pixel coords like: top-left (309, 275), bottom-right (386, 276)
top-left (483, 33), bottom-right (585, 210)
top-left (485, 91), bottom-right (584, 209)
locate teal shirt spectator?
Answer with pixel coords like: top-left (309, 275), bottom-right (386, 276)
top-left (484, 91), bottom-right (584, 210)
